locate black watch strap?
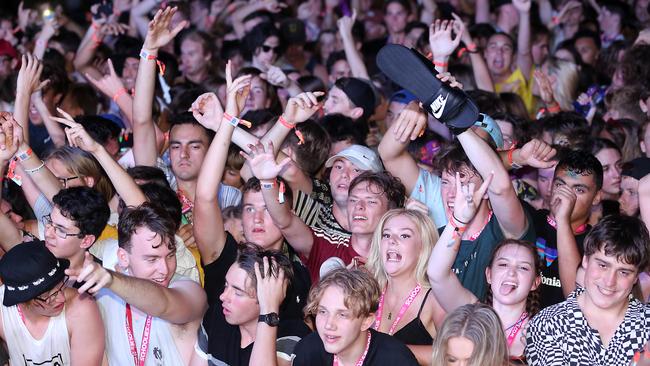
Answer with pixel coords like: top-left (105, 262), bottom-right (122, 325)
top-left (258, 312), bottom-right (280, 327)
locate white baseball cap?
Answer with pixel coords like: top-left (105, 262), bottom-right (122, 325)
top-left (325, 145), bottom-right (383, 173)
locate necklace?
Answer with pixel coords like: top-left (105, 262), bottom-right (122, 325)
top-left (374, 284), bottom-right (421, 335)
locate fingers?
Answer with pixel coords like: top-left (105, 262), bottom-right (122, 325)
top-left (476, 171), bottom-right (494, 199)
top-left (55, 107), bottom-right (76, 124)
top-left (225, 59), bottom-right (233, 86)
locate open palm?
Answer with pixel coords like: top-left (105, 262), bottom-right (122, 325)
top-left (241, 142), bottom-right (291, 181)
top-left (143, 7), bottom-right (187, 50)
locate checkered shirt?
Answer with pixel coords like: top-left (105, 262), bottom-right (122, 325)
top-left (525, 287), bottom-right (650, 366)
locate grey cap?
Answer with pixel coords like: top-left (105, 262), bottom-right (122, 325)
top-left (325, 145), bottom-right (383, 173)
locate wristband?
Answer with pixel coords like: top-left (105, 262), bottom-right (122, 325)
top-left (5, 159), bottom-right (22, 186)
top-left (508, 147), bottom-right (522, 170)
top-left (25, 160), bottom-right (45, 174)
top-left (223, 112), bottom-right (252, 128)
top-left (14, 148), bottom-right (33, 162)
top-left (278, 115), bottom-right (295, 129)
top-left (466, 43), bottom-right (478, 52)
top-left (91, 32), bottom-right (103, 45)
top-left (452, 212), bottom-right (470, 225)
top-left (278, 180), bottom-right (286, 204)
top-left (433, 61), bottom-right (448, 68)
top-left (260, 180), bottom-right (275, 190)
top-left (140, 49), bottom-right (167, 76)
top-left (113, 87), bottom-right (128, 102)
top-left (449, 217), bottom-right (466, 238)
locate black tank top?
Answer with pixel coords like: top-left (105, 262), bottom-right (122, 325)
top-left (392, 289), bottom-right (434, 345)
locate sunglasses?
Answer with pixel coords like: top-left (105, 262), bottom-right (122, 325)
top-left (261, 45), bottom-right (279, 53)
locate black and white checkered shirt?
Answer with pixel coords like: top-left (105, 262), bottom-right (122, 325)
top-left (525, 287), bottom-right (650, 366)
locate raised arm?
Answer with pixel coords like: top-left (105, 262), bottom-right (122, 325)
top-left (0, 114), bottom-right (25, 251)
top-left (133, 7), bottom-right (187, 166)
top-left (550, 185), bottom-right (581, 297)
top-left (70, 252), bottom-right (207, 324)
top-left (452, 13), bottom-right (495, 92)
top-left (514, 0), bottom-right (533, 79)
top-left (428, 19), bottom-right (463, 74)
top-left (475, 0), bottom-right (491, 24)
top-left (85, 59), bottom-right (134, 128)
top-left (427, 172), bottom-right (491, 311)
top-left (456, 128), bottom-right (528, 238)
top-left (14, 54), bottom-right (49, 143)
top-left (338, 11), bottom-right (369, 80)
top-left (231, 0), bottom-right (287, 39)
top-left (639, 175), bottom-right (650, 237)
top-left (193, 64), bottom-right (251, 265)
top-left (378, 101), bottom-right (427, 194)
top-left (73, 15), bottom-right (127, 82)
top-left (242, 141), bottom-right (314, 257)
top-left (52, 108), bottom-right (146, 206)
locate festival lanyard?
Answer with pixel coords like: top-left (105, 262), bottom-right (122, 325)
top-left (373, 284), bottom-right (422, 335)
top-left (546, 215), bottom-right (587, 234)
top-left (125, 304), bottom-right (153, 366)
top-left (332, 331), bottom-right (371, 366)
top-left (467, 211), bottom-right (493, 241)
top-left (505, 312), bottom-right (528, 348)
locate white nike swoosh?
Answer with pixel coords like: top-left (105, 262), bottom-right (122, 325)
top-left (432, 94), bottom-right (448, 119)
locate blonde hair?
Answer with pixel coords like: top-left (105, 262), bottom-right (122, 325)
top-left (304, 268), bottom-right (380, 318)
top-left (47, 146), bottom-right (115, 203)
top-left (544, 57), bottom-right (579, 111)
top-left (431, 303), bottom-right (509, 366)
top-left (366, 209), bottom-right (439, 290)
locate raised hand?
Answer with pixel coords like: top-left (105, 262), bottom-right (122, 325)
top-left (550, 185), bottom-right (576, 225)
top-left (436, 72), bottom-right (464, 89)
top-left (260, 0), bottom-right (288, 13)
top-left (66, 251), bottom-right (113, 294)
top-left (143, 6), bottom-right (188, 51)
top-left (0, 113), bottom-right (23, 162)
top-left (281, 91), bottom-right (325, 125)
top-left (190, 92), bottom-right (224, 131)
top-left (515, 139), bottom-right (556, 169)
top-left (255, 256), bottom-right (287, 314)
top-left (260, 65), bottom-right (290, 88)
top-left (338, 9), bottom-right (357, 36)
top-left (85, 59), bottom-right (128, 100)
top-left (17, 2), bottom-right (33, 33)
top-left (51, 108), bottom-right (101, 154)
top-left (513, 0), bottom-right (531, 13)
top-left (16, 54), bottom-right (49, 97)
top-left (429, 19), bottom-right (463, 60)
top-left (225, 60), bottom-right (252, 117)
top-left (557, 0), bottom-right (581, 24)
top-left (392, 101), bottom-right (427, 143)
top-left (241, 141), bottom-right (292, 181)
top-left (451, 12), bottom-right (472, 45)
top-left (534, 69), bottom-right (555, 105)
top-left (452, 171), bottom-right (493, 225)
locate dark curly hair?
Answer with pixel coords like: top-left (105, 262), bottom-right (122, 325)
top-left (554, 149), bottom-right (604, 190)
top-left (348, 171), bottom-right (406, 209)
top-left (234, 242), bottom-right (294, 295)
top-left (483, 239), bottom-right (543, 317)
top-left (584, 215), bottom-right (650, 271)
top-left (52, 187), bottom-right (110, 240)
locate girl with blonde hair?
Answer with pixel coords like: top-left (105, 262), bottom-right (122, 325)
top-left (366, 208), bottom-right (447, 365)
top-left (431, 303), bottom-right (510, 366)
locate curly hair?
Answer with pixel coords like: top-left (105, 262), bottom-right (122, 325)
top-left (52, 187), bottom-right (110, 240)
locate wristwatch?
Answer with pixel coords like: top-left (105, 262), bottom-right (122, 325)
top-left (258, 313), bottom-right (280, 327)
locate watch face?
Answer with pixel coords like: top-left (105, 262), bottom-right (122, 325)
top-left (261, 313), bottom-right (280, 326)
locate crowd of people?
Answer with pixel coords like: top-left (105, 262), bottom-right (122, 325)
top-left (0, 0), bottom-right (649, 364)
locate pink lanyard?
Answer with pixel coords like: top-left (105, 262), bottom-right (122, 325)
top-left (373, 284), bottom-right (422, 335)
top-left (546, 215), bottom-right (587, 234)
top-left (465, 211), bottom-right (493, 241)
top-left (505, 312), bottom-right (528, 348)
top-left (333, 331), bottom-right (371, 366)
top-left (125, 304), bottom-right (153, 366)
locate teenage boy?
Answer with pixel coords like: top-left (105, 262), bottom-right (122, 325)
top-left (67, 204), bottom-right (207, 365)
top-left (531, 150), bottom-right (603, 308)
top-left (619, 157), bottom-right (650, 216)
top-left (292, 268), bottom-right (418, 365)
top-left (0, 240), bottom-right (105, 365)
top-left (191, 83), bottom-right (313, 363)
top-left (526, 215), bottom-right (650, 365)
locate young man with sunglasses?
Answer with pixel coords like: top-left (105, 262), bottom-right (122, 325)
top-left (0, 240), bottom-right (105, 364)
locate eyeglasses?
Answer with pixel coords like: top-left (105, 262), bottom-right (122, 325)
top-left (57, 176), bottom-right (79, 188)
top-left (42, 215), bottom-right (82, 239)
top-left (261, 45), bottom-right (279, 53)
top-left (34, 276), bottom-right (68, 304)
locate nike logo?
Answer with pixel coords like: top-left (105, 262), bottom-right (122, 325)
top-left (431, 93), bottom-right (448, 119)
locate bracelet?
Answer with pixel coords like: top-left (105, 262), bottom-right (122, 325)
top-left (466, 43), bottom-right (478, 52)
top-left (223, 112), bottom-right (252, 128)
top-left (140, 49), bottom-right (167, 76)
top-left (507, 146), bottom-right (522, 170)
top-left (278, 115), bottom-right (295, 129)
top-left (13, 148), bottom-right (33, 162)
top-left (25, 160), bottom-right (45, 174)
top-left (452, 212), bottom-right (470, 225)
top-left (546, 102), bottom-right (561, 113)
top-left (113, 87), bottom-right (128, 102)
top-left (278, 180), bottom-right (286, 204)
top-left (433, 61), bottom-right (448, 68)
top-left (449, 217), bottom-right (466, 238)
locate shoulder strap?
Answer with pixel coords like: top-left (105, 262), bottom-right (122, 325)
top-left (416, 288), bottom-right (432, 318)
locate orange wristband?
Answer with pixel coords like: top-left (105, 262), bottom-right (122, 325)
top-left (113, 87), bottom-right (128, 102)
